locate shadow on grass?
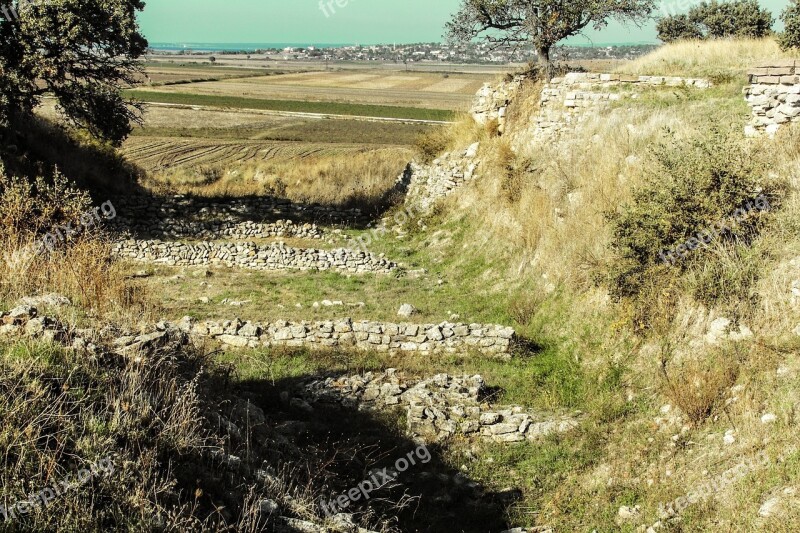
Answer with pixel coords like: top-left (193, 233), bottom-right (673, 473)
top-left (233, 371), bottom-right (515, 533)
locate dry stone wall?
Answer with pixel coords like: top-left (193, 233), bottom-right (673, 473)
top-left (510, 72), bottom-right (711, 144)
top-left (113, 194), bottom-right (371, 236)
top-left (168, 316), bottom-right (516, 357)
top-left (112, 239), bottom-right (397, 274)
top-left (472, 75), bottom-right (526, 133)
top-left (296, 370), bottom-right (581, 444)
top-left (744, 60), bottom-right (800, 137)
top-left (405, 72), bottom-right (712, 214)
top-left (403, 142), bottom-right (481, 212)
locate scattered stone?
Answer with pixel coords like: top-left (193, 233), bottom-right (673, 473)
top-left (398, 304), bottom-right (417, 318)
top-left (761, 413), bottom-right (777, 424)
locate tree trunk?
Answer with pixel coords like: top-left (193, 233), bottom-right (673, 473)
top-left (536, 44), bottom-right (553, 80)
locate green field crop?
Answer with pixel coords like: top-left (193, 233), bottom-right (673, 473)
top-left (124, 90), bottom-right (455, 122)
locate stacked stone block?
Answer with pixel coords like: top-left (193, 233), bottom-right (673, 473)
top-left (176, 316), bottom-right (516, 357)
top-left (744, 60), bottom-right (800, 136)
top-left (112, 239), bottom-right (397, 274)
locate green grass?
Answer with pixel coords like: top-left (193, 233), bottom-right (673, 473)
top-left (124, 90), bottom-right (456, 121)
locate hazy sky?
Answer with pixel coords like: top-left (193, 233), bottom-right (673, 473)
top-left (138, 0), bottom-right (792, 45)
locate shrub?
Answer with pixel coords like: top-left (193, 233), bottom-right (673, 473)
top-left (413, 126), bottom-right (451, 163)
top-left (779, 0), bottom-right (800, 50)
top-left (657, 0), bottom-right (774, 43)
top-left (660, 344), bottom-right (742, 424)
top-left (606, 127), bottom-right (780, 326)
top-left (0, 166), bottom-right (143, 318)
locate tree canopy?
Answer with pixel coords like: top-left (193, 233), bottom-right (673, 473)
top-left (446, 0), bottom-right (654, 72)
top-left (0, 0), bottom-right (147, 145)
top-left (657, 0), bottom-right (774, 43)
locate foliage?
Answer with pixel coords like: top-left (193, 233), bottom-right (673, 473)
top-left (657, 0), bottom-right (774, 43)
top-left (0, 0), bottom-right (148, 144)
top-left (605, 127), bottom-right (779, 323)
top-left (656, 14), bottom-right (704, 43)
top-left (445, 0), bottom-right (654, 70)
top-left (779, 0), bottom-right (800, 50)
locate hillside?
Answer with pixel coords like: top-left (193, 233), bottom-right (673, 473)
top-left (2, 38), bottom-right (800, 532)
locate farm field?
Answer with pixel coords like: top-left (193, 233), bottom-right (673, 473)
top-left (122, 136), bottom-right (406, 173)
top-left (124, 89), bottom-right (455, 121)
top-left (128, 104), bottom-right (435, 144)
top-left (129, 69), bottom-right (483, 112)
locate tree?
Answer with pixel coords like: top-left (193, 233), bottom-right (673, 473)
top-left (691, 0), bottom-right (773, 38)
top-left (445, 0), bottom-right (654, 73)
top-left (0, 0), bottom-right (147, 145)
top-left (657, 0), bottom-right (774, 43)
top-left (656, 14), bottom-right (703, 42)
top-left (779, 0), bottom-right (800, 50)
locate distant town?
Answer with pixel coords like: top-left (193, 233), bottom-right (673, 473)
top-left (147, 41), bottom-right (660, 64)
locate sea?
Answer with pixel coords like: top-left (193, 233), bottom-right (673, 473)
top-left (148, 41), bottom-right (658, 53)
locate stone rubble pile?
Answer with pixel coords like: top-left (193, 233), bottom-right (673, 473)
top-left (744, 60), bottom-right (800, 136)
top-left (296, 370), bottom-right (581, 444)
top-left (171, 316), bottom-right (516, 357)
top-left (112, 239), bottom-right (397, 274)
top-left (403, 142), bottom-right (481, 213)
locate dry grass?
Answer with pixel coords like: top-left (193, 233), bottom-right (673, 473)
top-left (0, 170), bottom-right (149, 323)
top-left (143, 148), bottom-right (412, 210)
top-left (616, 37), bottom-right (791, 80)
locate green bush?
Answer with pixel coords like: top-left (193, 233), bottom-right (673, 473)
top-left (779, 0), bottom-right (800, 50)
top-left (606, 127), bottom-right (780, 326)
top-left (657, 14), bottom-right (704, 43)
top-left (657, 0), bottom-right (774, 43)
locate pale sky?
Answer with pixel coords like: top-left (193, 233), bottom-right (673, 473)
top-left (137, 0), bottom-right (792, 45)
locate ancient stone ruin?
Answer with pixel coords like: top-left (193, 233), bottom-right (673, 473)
top-left (744, 60), bottom-right (800, 136)
top-left (112, 239), bottom-right (398, 274)
top-left (295, 370), bottom-right (581, 445)
top-left (170, 316), bottom-right (516, 357)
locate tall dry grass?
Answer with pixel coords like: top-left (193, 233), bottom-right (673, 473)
top-left (143, 148), bottom-right (412, 212)
top-left (616, 37), bottom-right (791, 80)
top-left (0, 168), bottom-right (149, 321)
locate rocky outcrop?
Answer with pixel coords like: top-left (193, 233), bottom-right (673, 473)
top-left (295, 370), bottom-right (581, 444)
top-left (112, 239), bottom-right (397, 274)
top-left (178, 316), bottom-right (516, 357)
top-left (744, 60), bottom-right (800, 137)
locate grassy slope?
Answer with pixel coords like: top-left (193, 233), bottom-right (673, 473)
top-left (124, 89), bottom-right (455, 121)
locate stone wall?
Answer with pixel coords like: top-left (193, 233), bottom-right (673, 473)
top-left (114, 194), bottom-right (372, 233)
top-left (513, 72), bottom-right (712, 144)
top-left (403, 142), bottom-right (481, 212)
top-left (165, 316), bottom-right (516, 357)
top-left (112, 239), bottom-right (397, 274)
top-left (744, 60), bottom-right (800, 136)
top-left (471, 75), bottom-right (526, 133)
top-left (296, 370), bottom-right (581, 444)
top-left (404, 72), bottom-right (712, 214)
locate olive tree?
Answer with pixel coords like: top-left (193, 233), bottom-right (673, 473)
top-left (446, 0), bottom-right (654, 72)
top-left (0, 0), bottom-right (147, 145)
